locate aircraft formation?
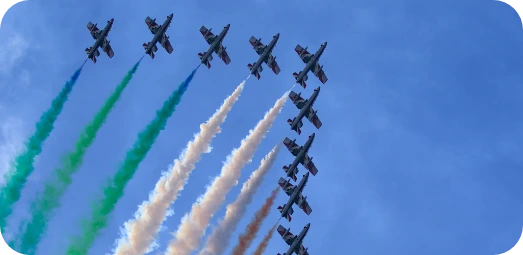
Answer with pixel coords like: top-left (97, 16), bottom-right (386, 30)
top-left (84, 14), bottom-right (328, 84)
top-left (274, 42), bottom-right (327, 255)
top-left (83, 14), bottom-right (328, 255)
top-left (3, 13), bottom-right (329, 254)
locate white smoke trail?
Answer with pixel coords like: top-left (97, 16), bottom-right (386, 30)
top-left (197, 144), bottom-right (281, 255)
top-left (164, 92), bottom-right (289, 255)
top-left (112, 81), bottom-right (246, 255)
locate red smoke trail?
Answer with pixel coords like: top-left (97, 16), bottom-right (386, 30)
top-left (231, 187), bottom-right (279, 255)
top-left (253, 220), bottom-right (279, 255)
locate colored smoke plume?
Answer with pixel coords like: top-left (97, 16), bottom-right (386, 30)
top-left (113, 80), bottom-right (245, 255)
top-left (253, 221), bottom-right (279, 255)
top-left (198, 144), bottom-right (281, 255)
top-left (164, 92), bottom-right (288, 255)
top-left (16, 60), bottom-right (142, 254)
top-left (0, 65), bottom-right (84, 231)
top-left (231, 187), bottom-right (279, 255)
top-left (65, 68), bottom-right (198, 255)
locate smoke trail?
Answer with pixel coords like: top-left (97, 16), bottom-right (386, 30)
top-left (231, 187), bottom-right (279, 255)
top-left (198, 144), bottom-right (281, 255)
top-left (252, 221), bottom-right (279, 255)
top-left (0, 65), bottom-right (84, 231)
top-left (164, 92), bottom-right (288, 255)
top-left (16, 60), bottom-right (142, 254)
top-left (113, 81), bottom-right (246, 255)
top-left (65, 68), bottom-right (198, 255)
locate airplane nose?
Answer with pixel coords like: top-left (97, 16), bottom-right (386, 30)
top-left (323, 41), bottom-right (328, 46)
top-left (306, 223), bottom-right (310, 228)
top-left (226, 24), bottom-right (231, 28)
top-left (275, 33), bottom-right (280, 37)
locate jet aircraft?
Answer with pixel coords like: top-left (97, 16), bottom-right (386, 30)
top-left (247, 33), bottom-right (281, 79)
top-left (198, 24), bottom-right (232, 68)
top-left (292, 42), bottom-right (328, 88)
top-left (85, 18), bottom-right (115, 63)
top-left (277, 172), bottom-right (312, 221)
top-left (287, 87), bottom-right (323, 135)
top-left (143, 14), bottom-right (174, 59)
top-left (282, 133), bottom-right (318, 182)
top-left (276, 223), bottom-right (311, 255)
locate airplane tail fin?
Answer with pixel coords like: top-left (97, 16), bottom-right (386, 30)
top-left (199, 53), bottom-right (211, 69)
top-left (293, 72), bottom-right (307, 88)
top-left (85, 47), bottom-right (96, 63)
top-left (278, 205), bottom-right (293, 222)
top-left (287, 118), bottom-right (301, 135)
top-left (283, 165), bottom-right (298, 182)
top-left (143, 43), bottom-right (155, 59)
top-left (247, 63), bottom-right (261, 80)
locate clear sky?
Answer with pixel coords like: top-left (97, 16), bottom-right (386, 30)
top-left (0, 0), bottom-right (522, 254)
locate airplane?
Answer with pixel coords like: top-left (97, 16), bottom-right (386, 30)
top-left (85, 18), bottom-right (115, 63)
top-left (198, 24), bottom-right (232, 69)
top-left (282, 133), bottom-right (318, 182)
top-left (143, 14), bottom-right (174, 59)
top-left (247, 33), bottom-right (281, 79)
top-left (287, 87), bottom-right (323, 135)
top-left (277, 172), bottom-right (312, 221)
top-left (292, 42), bottom-right (328, 88)
top-left (276, 223), bottom-right (311, 255)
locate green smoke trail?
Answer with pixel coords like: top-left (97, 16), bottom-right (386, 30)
top-left (0, 66), bottom-right (84, 232)
top-left (15, 60), bottom-right (142, 254)
top-left (65, 68), bottom-right (198, 255)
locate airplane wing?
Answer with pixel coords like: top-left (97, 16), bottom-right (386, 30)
top-left (277, 225), bottom-right (296, 246)
top-left (283, 137), bottom-right (301, 157)
top-left (312, 61), bottom-right (328, 84)
top-left (297, 193), bottom-right (312, 215)
top-left (145, 16), bottom-right (160, 34)
top-left (102, 38), bottom-right (114, 58)
top-left (215, 44), bottom-right (231, 65)
top-left (87, 22), bottom-right (100, 39)
top-left (199, 26), bottom-right (217, 45)
top-left (298, 244), bottom-right (310, 255)
top-left (249, 36), bottom-right (265, 55)
top-left (306, 106), bottom-right (322, 129)
top-left (300, 154), bottom-right (318, 176)
top-left (266, 53), bottom-right (281, 74)
top-left (278, 177), bottom-right (295, 196)
top-left (160, 33), bottom-right (174, 54)
top-left (288, 91), bottom-right (307, 110)
top-left (295, 44), bottom-right (312, 64)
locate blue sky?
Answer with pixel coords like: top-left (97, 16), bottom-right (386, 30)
top-left (0, 0), bottom-right (522, 254)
